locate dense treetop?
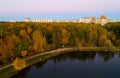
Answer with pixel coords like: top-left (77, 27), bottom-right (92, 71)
top-left (0, 22), bottom-right (120, 64)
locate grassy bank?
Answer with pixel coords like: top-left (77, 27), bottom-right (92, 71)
top-left (26, 48), bottom-right (77, 67)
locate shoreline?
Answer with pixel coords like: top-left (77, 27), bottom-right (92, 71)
top-left (0, 48), bottom-right (78, 78)
top-left (0, 47), bottom-right (120, 78)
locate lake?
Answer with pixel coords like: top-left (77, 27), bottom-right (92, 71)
top-left (12, 51), bottom-right (120, 78)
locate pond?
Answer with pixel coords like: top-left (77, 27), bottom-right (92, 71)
top-left (12, 51), bottom-right (120, 78)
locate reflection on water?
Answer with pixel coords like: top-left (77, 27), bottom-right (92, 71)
top-left (12, 51), bottom-right (120, 78)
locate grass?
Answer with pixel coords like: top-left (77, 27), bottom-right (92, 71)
top-left (26, 48), bottom-right (77, 66)
top-left (115, 49), bottom-right (120, 53)
top-left (0, 66), bottom-right (18, 78)
top-left (80, 47), bottom-right (105, 51)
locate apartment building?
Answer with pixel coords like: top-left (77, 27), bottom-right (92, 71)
top-left (24, 18), bottom-right (30, 22)
top-left (24, 15), bottom-right (108, 25)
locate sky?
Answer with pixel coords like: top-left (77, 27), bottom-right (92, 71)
top-left (0, 0), bottom-right (120, 21)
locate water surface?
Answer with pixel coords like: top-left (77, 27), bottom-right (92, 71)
top-left (12, 51), bottom-right (120, 78)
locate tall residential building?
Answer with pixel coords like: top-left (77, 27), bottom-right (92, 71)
top-left (24, 18), bottom-right (30, 22)
top-left (78, 15), bottom-right (108, 25)
top-left (100, 15), bottom-right (108, 25)
top-left (91, 16), bottom-right (96, 23)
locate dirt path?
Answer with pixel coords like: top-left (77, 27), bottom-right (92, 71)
top-left (0, 48), bottom-right (76, 71)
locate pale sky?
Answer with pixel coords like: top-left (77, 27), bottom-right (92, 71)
top-left (0, 0), bottom-right (120, 21)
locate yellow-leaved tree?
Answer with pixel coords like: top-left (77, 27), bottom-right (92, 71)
top-left (60, 28), bottom-right (71, 46)
top-left (13, 58), bottom-right (26, 71)
top-left (32, 29), bottom-right (46, 53)
top-left (19, 29), bottom-right (31, 42)
top-left (99, 28), bottom-right (107, 46)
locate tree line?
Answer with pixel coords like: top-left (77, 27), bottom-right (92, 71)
top-left (0, 22), bottom-right (120, 65)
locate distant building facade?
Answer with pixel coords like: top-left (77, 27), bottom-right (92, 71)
top-left (24, 18), bottom-right (30, 22)
top-left (32, 19), bottom-right (59, 23)
top-left (25, 15), bottom-right (109, 25)
top-left (9, 20), bottom-right (17, 22)
top-left (77, 15), bottom-right (108, 25)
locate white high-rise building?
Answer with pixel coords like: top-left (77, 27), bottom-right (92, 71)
top-left (24, 18), bottom-right (30, 22)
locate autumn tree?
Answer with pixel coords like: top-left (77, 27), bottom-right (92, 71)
top-left (0, 34), bottom-right (21, 63)
top-left (17, 38), bottom-right (29, 56)
top-left (19, 29), bottom-right (31, 42)
top-left (21, 50), bottom-right (28, 57)
top-left (51, 26), bottom-right (61, 48)
top-left (98, 28), bottom-right (107, 46)
top-left (104, 39), bottom-right (116, 51)
top-left (32, 29), bottom-right (46, 53)
top-left (110, 32), bottom-right (116, 44)
top-left (13, 57), bottom-right (26, 71)
top-left (88, 27), bottom-right (98, 47)
top-left (27, 26), bottom-right (32, 34)
top-left (60, 28), bottom-right (71, 46)
top-left (0, 39), bottom-right (9, 63)
top-left (115, 39), bottom-right (120, 46)
top-left (7, 34), bottom-right (21, 60)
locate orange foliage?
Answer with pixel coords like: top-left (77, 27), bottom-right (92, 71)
top-left (75, 37), bottom-right (79, 46)
top-left (0, 34), bottom-right (21, 62)
top-left (111, 33), bottom-right (116, 42)
top-left (0, 39), bottom-right (8, 62)
top-left (100, 34), bottom-right (107, 40)
top-left (21, 50), bottom-right (28, 57)
top-left (27, 27), bottom-right (32, 34)
top-left (13, 58), bottom-right (26, 71)
top-left (99, 34), bottom-right (107, 46)
top-left (60, 28), bottom-right (71, 45)
top-left (19, 29), bottom-right (31, 42)
top-left (32, 30), bottom-right (46, 53)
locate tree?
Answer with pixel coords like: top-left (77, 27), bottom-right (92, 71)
top-left (115, 39), bottom-right (120, 46)
top-left (32, 29), bottom-right (46, 53)
top-left (19, 29), bottom-right (31, 42)
top-left (21, 50), bottom-right (28, 57)
top-left (78, 42), bottom-right (83, 51)
top-left (13, 57), bottom-right (26, 71)
top-left (27, 26), bottom-right (32, 34)
top-left (0, 34), bottom-right (21, 63)
top-left (17, 38), bottom-right (29, 56)
top-left (60, 28), bottom-right (71, 46)
top-left (104, 39), bottom-right (116, 51)
top-left (110, 32), bottom-right (116, 44)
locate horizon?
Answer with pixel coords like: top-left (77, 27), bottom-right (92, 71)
top-left (0, 0), bottom-right (120, 21)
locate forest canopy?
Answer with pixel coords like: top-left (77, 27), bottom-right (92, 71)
top-left (0, 22), bottom-right (120, 64)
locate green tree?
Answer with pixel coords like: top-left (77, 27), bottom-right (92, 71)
top-left (104, 39), bottom-right (116, 51)
top-left (115, 39), bottom-right (120, 46)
